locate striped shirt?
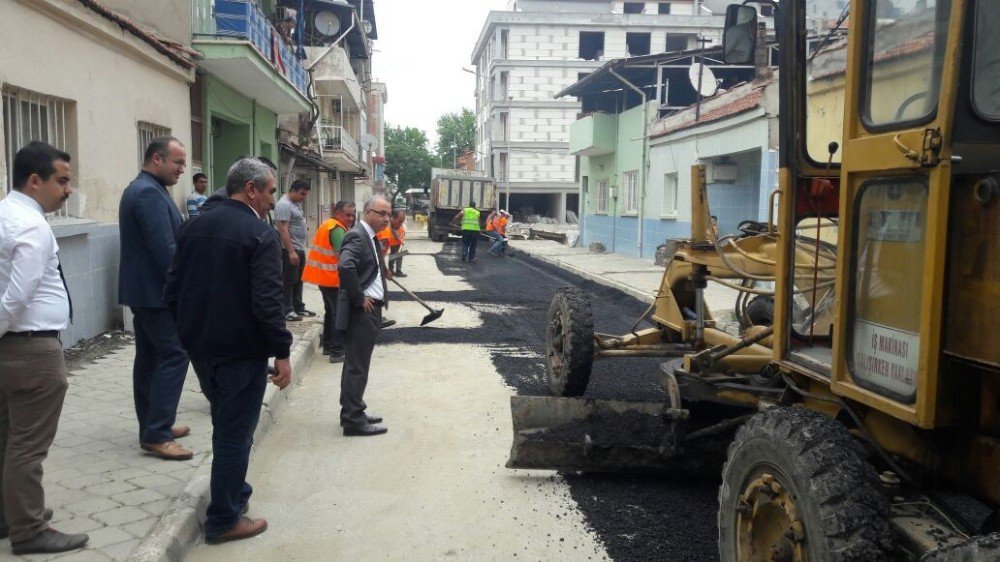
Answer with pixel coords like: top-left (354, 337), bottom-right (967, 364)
top-left (186, 190), bottom-right (207, 218)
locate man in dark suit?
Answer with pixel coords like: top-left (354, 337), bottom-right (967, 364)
top-left (336, 196), bottom-right (392, 436)
top-left (164, 157), bottom-right (292, 544)
top-left (118, 137), bottom-right (192, 461)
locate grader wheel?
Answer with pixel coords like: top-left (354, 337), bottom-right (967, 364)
top-left (546, 287), bottom-right (594, 397)
top-left (719, 407), bottom-right (893, 561)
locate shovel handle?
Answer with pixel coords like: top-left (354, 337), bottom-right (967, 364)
top-left (389, 277), bottom-right (436, 314)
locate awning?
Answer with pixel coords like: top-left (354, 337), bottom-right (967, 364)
top-left (280, 142), bottom-right (338, 173)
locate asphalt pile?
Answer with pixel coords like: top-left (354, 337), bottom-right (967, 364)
top-left (381, 242), bottom-right (721, 561)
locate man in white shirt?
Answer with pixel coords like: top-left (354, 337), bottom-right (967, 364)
top-left (333, 196), bottom-right (392, 436)
top-left (0, 141), bottom-right (88, 554)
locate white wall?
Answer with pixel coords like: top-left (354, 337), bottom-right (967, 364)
top-left (0, 0), bottom-right (193, 223)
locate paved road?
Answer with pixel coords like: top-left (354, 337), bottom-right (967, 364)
top-left (186, 234), bottom-right (719, 561)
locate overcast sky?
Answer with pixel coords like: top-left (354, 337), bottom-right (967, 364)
top-left (374, 0), bottom-right (511, 146)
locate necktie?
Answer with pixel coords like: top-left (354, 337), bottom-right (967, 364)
top-left (57, 261), bottom-right (73, 323)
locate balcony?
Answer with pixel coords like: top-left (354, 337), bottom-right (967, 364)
top-left (307, 46), bottom-right (363, 111)
top-left (318, 124), bottom-right (362, 172)
top-left (192, 0), bottom-right (311, 114)
top-left (569, 112), bottom-right (616, 156)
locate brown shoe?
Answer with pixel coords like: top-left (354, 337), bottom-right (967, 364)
top-left (205, 517), bottom-right (268, 545)
top-left (141, 441), bottom-right (194, 460)
top-left (171, 426), bottom-right (191, 439)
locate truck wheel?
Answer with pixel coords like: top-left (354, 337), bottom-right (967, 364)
top-left (921, 532), bottom-right (1000, 562)
top-left (429, 224), bottom-right (445, 242)
top-left (719, 407), bottom-right (893, 562)
top-left (546, 287), bottom-right (594, 397)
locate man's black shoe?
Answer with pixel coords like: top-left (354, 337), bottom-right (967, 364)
top-left (343, 423), bottom-right (387, 436)
top-left (297, 309), bottom-right (317, 317)
top-left (365, 413), bottom-right (383, 424)
top-left (379, 318), bottom-right (396, 329)
top-left (394, 271), bottom-right (407, 278)
top-left (11, 529), bottom-right (89, 555)
top-left (0, 508), bottom-right (53, 538)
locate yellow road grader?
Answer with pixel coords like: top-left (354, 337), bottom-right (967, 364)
top-left (508, 1), bottom-right (999, 559)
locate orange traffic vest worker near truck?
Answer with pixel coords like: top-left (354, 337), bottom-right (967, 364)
top-left (376, 209), bottom-right (408, 277)
top-left (302, 200), bottom-right (356, 363)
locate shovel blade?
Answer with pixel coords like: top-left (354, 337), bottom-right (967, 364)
top-left (507, 396), bottom-right (680, 473)
top-left (419, 309), bottom-right (444, 326)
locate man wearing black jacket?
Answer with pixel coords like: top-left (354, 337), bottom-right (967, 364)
top-left (164, 157), bottom-right (292, 545)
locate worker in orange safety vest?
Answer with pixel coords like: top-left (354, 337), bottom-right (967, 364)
top-left (301, 200), bottom-right (355, 362)
top-left (377, 208), bottom-right (408, 277)
top-left (484, 209), bottom-right (510, 256)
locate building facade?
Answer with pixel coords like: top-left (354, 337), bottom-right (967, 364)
top-left (0, 0), bottom-right (196, 346)
top-left (471, 0), bottom-right (724, 221)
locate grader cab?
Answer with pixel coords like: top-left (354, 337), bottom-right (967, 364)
top-left (509, 1), bottom-right (999, 559)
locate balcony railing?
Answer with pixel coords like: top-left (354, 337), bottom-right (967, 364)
top-left (192, 0), bottom-right (309, 97)
top-left (318, 125), bottom-right (359, 162)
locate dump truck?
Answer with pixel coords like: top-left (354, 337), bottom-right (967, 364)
top-left (509, 2), bottom-right (1000, 559)
top-left (427, 168), bottom-right (497, 242)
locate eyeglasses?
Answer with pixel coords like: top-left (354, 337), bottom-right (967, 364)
top-left (367, 209), bottom-right (390, 217)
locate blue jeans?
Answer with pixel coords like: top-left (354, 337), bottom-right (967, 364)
top-left (131, 307), bottom-right (189, 444)
top-left (190, 356), bottom-right (267, 538)
top-left (484, 231), bottom-right (507, 254)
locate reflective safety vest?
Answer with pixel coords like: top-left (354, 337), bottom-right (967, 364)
top-left (494, 216), bottom-right (507, 236)
top-left (387, 224), bottom-right (406, 247)
top-left (301, 218), bottom-right (343, 287)
top-left (461, 207), bottom-right (481, 231)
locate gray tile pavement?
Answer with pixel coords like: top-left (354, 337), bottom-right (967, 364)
top-left (3, 296), bottom-right (323, 561)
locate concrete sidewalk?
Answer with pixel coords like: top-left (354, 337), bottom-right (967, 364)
top-left (512, 239), bottom-right (740, 321)
top-left (3, 290), bottom-right (323, 562)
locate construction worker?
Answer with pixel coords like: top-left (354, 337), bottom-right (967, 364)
top-left (301, 200), bottom-right (355, 363)
top-left (485, 210), bottom-right (510, 257)
top-left (451, 200), bottom-right (480, 262)
top-left (383, 209), bottom-right (407, 277)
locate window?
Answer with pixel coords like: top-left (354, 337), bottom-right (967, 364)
top-left (972, 1), bottom-right (1000, 121)
top-left (666, 34), bottom-right (689, 52)
top-left (624, 2), bottom-right (645, 14)
top-left (498, 71), bottom-right (509, 100)
top-left (662, 172), bottom-right (678, 216)
top-left (760, 5), bottom-right (774, 17)
top-left (189, 74), bottom-right (204, 166)
top-left (622, 170), bottom-right (638, 213)
top-left (596, 179), bottom-right (609, 214)
top-left (863, 0), bottom-right (950, 129)
top-left (498, 112), bottom-right (509, 141)
top-left (579, 31), bottom-right (605, 61)
top-left (2, 87), bottom-right (74, 215)
top-left (137, 122), bottom-right (171, 167)
top-left (500, 29), bottom-right (509, 60)
top-left (626, 32), bottom-right (651, 56)
top-left (498, 152), bottom-right (508, 182)
top-left (658, 3), bottom-right (671, 15)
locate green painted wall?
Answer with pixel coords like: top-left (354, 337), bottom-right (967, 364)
top-left (578, 102), bottom-right (655, 216)
top-left (203, 75), bottom-right (279, 189)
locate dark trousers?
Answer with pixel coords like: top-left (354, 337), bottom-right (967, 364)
top-left (339, 305), bottom-right (381, 427)
top-left (190, 356), bottom-right (266, 539)
top-left (461, 230), bottom-right (478, 262)
top-left (319, 286), bottom-right (344, 355)
top-left (281, 249), bottom-right (306, 314)
top-left (389, 245), bottom-right (403, 274)
top-left (131, 307), bottom-right (189, 445)
top-left (0, 335), bottom-right (68, 542)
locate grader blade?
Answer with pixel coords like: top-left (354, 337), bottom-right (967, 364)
top-left (507, 396), bottom-right (686, 473)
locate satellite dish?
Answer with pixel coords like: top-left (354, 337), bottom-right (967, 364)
top-left (362, 20), bottom-right (373, 35)
top-left (314, 11), bottom-right (340, 37)
top-left (361, 133), bottom-right (378, 151)
top-left (688, 63), bottom-right (719, 98)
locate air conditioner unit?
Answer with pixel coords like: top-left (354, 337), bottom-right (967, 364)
top-left (708, 162), bottom-right (738, 183)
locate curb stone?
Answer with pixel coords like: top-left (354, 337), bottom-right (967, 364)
top-left (128, 323), bottom-right (322, 562)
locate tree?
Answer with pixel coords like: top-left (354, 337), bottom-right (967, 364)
top-left (384, 125), bottom-right (434, 195)
top-left (434, 109), bottom-right (476, 166)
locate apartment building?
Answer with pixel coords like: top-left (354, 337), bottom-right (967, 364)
top-left (471, 0), bottom-right (724, 221)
